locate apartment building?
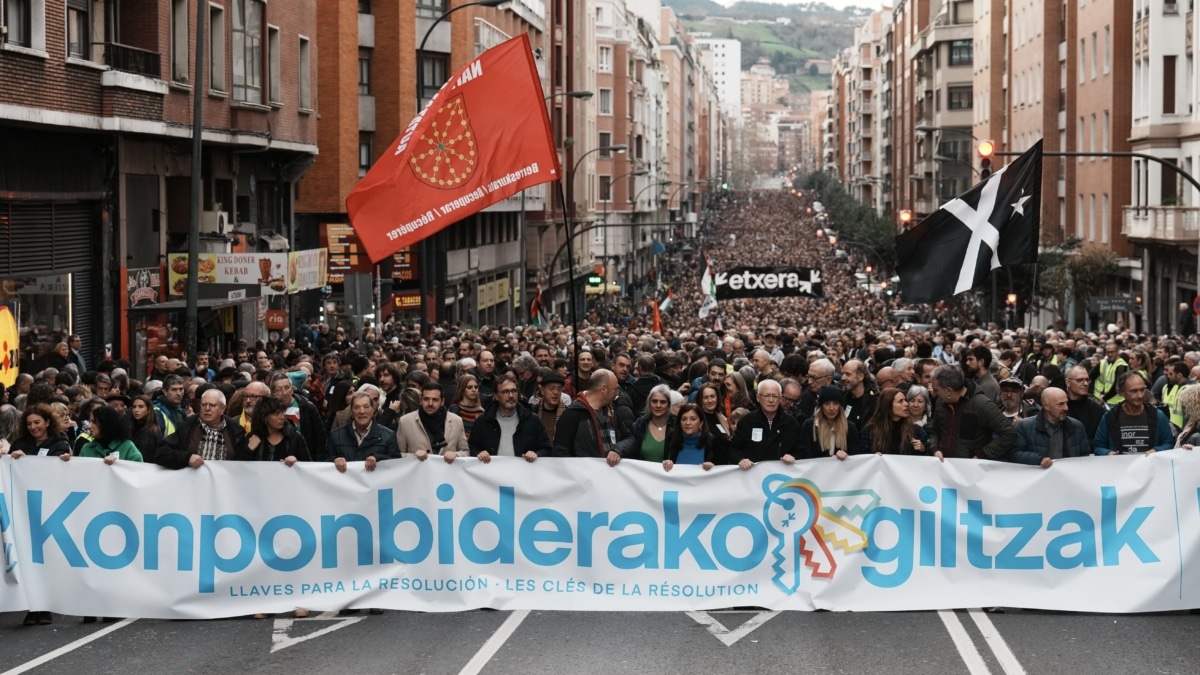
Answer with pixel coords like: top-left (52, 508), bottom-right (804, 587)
top-left (296, 0), bottom-right (548, 329)
top-left (695, 34), bottom-right (742, 119)
top-left (1126, 0), bottom-right (1194, 333)
top-left (1, 0), bottom-right (317, 367)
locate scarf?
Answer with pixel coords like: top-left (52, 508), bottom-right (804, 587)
top-left (576, 394), bottom-right (607, 457)
top-left (418, 407), bottom-right (448, 451)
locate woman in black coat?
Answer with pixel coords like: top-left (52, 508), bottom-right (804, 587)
top-left (246, 397), bottom-right (311, 463)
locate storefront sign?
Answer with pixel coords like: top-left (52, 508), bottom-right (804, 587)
top-left (3, 454), bottom-right (1200, 617)
top-left (389, 291), bottom-right (421, 310)
top-left (287, 249), bottom-right (329, 293)
top-left (265, 309), bottom-right (287, 331)
top-left (126, 267), bottom-right (162, 307)
top-left (167, 253), bottom-right (288, 297)
top-left (0, 304), bottom-right (18, 387)
top-left (322, 224), bottom-right (373, 285)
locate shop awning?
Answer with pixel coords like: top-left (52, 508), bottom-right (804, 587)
top-left (127, 297), bottom-right (258, 313)
top-left (261, 234), bottom-right (290, 251)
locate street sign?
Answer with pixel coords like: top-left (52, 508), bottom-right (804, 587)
top-left (1089, 296), bottom-right (1140, 314)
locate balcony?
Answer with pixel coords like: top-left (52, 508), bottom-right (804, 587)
top-left (104, 42), bottom-right (161, 78)
top-left (1123, 206), bottom-right (1200, 243)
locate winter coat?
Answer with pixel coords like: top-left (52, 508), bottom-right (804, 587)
top-left (327, 422), bottom-right (399, 463)
top-left (154, 416), bottom-right (250, 468)
top-left (927, 381), bottom-right (1016, 460)
top-left (728, 408), bottom-right (801, 463)
top-left (10, 434), bottom-right (72, 457)
top-left (1009, 413), bottom-right (1091, 464)
top-left (396, 410), bottom-right (469, 456)
top-left (468, 402), bottom-right (553, 457)
top-left (79, 438), bottom-right (144, 462)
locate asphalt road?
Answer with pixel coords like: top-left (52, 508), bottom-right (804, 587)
top-left (0, 607), bottom-right (1196, 674)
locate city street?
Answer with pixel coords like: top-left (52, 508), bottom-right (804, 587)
top-left (0, 607), bottom-right (1196, 674)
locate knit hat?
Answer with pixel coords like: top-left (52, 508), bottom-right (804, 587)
top-left (817, 385), bottom-right (844, 406)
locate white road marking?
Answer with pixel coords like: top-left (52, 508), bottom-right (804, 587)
top-left (0, 617), bottom-right (137, 675)
top-left (458, 609), bottom-right (530, 675)
top-left (968, 609), bottom-right (1027, 675)
top-left (270, 611), bottom-right (366, 653)
top-left (684, 610), bottom-right (780, 647)
top-left (936, 610), bottom-right (991, 675)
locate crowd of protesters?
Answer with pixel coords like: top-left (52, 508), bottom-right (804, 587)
top-left (2, 189), bottom-right (1199, 623)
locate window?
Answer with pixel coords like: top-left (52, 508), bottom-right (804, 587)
top-left (599, 88), bottom-right (612, 115)
top-left (1102, 111), bottom-right (1109, 153)
top-left (948, 40), bottom-right (972, 66)
top-left (1101, 194), bottom-right (1109, 244)
top-left (3, 0), bottom-right (31, 48)
top-left (1091, 33), bottom-right (1097, 80)
top-left (268, 26), bottom-right (281, 104)
top-left (1090, 114), bottom-right (1096, 154)
top-left (66, 0), bottom-right (88, 58)
top-left (172, 0), bottom-right (188, 82)
top-left (232, 0), bottom-right (264, 103)
top-left (359, 133), bottom-right (373, 177)
top-left (298, 36), bottom-right (311, 110)
top-left (1079, 40), bottom-right (1086, 84)
top-left (1104, 27), bottom-right (1110, 74)
top-left (1077, 195), bottom-right (1085, 239)
top-left (359, 53), bottom-right (371, 95)
top-left (599, 175), bottom-right (612, 202)
top-left (417, 0), bottom-right (446, 20)
top-left (1077, 116), bottom-right (1084, 162)
top-left (1164, 55), bottom-right (1177, 114)
top-left (358, 0), bottom-right (371, 13)
top-left (599, 132), bottom-right (611, 157)
top-left (210, 4), bottom-right (226, 93)
top-left (418, 51), bottom-right (448, 107)
top-left (948, 85), bottom-right (972, 109)
top-left (599, 46), bottom-right (612, 73)
top-left (1089, 195), bottom-right (1096, 242)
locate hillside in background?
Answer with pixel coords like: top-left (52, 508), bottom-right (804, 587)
top-left (665, 0), bottom-right (870, 93)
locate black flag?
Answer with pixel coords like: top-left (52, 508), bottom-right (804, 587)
top-left (895, 140), bottom-right (1042, 304)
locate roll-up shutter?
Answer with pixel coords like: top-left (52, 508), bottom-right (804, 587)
top-left (0, 201), bottom-right (95, 276)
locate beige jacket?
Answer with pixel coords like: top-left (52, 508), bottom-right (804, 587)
top-left (396, 410), bottom-right (469, 456)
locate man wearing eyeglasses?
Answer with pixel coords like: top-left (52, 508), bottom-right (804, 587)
top-left (469, 374), bottom-right (550, 463)
top-left (730, 379), bottom-right (800, 470)
top-left (796, 358), bottom-right (835, 424)
top-left (236, 381), bottom-right (271, 434)
top-left (1064, 366), bottom-right (1103, 442)
top-left (155, 388), bottom-right (249, 468)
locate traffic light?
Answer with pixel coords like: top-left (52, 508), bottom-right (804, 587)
top-left (587, 273), bottom-right (603, 287)
top-left (721, 182), bottom-right (729, 190)
top-left (898, 209), bottom-right (914, 227)
top-left (978, 140), bottom-right (995, 179)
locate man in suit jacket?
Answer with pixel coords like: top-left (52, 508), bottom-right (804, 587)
top-left (396, 382), bottom-right (469, 461)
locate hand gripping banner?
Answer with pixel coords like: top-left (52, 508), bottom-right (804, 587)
top-left (346, 33), bottom-right (561, 263)
top-left (2, 453), bottom-right (1200, 618)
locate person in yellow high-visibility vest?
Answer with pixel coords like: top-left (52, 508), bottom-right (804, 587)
top-left (1091, 342), bottom-right (1128, 406)
top-left (1159, 362), bottom-right (1191, 431)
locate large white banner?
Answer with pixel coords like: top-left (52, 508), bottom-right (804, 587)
top-left (1, 452), bottom-right (1199, 618)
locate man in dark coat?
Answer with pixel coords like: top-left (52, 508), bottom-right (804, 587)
top-left (729, 379), bottom-right (801, 469)
top-left (469, 374), bottom-right (552, 462)
top-left (327, 391), bottom-right (399, 471)
top-left (155, 389), bottom-right (249, 468)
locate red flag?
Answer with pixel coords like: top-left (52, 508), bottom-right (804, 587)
top-left (346, 34), bottom-right (560, 263)
top-left (652, 298), bottom-right (662, 334)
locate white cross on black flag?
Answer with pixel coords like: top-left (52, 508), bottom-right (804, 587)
top-left (894, 140), bottom-right (1042, 304)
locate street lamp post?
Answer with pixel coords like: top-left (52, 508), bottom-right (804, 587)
top-left (629, 180), bottom-right (671, 300)
top-left (602, 168), bottom-right (648, 305)
top-left (413, 0), bottom-right (509, 339)
top-left (564, 143), bottom-right (626, 353)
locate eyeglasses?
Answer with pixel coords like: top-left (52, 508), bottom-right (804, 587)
top-left (783, 397), bottom-right (800, 405)
top-left (244, 394), bottom-right (262, 400)
top-left (497, 389), bottom-right (519, 395)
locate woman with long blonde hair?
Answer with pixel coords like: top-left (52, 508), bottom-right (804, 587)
top-left (800, 386), bottom-right (858, 460)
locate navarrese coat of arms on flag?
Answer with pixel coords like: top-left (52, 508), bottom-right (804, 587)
top-left (409, 94), bottom-right (477, 189)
